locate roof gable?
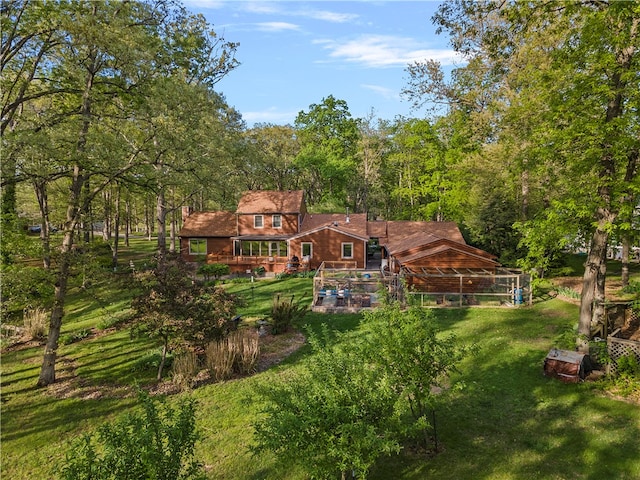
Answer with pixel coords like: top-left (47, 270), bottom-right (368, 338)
top-left (397, 242), bottom-right (499, 266)
top-left (385, 231), bottom-right (442, 257)
top-left (291, 213), bottom-right (369, 241)
top-left (236, 190), bottom-right (305, 214)
top-left (301, 213), bottom-right (367, 234)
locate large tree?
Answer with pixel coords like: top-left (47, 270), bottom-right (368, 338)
top-left (2, 0), bottom-right (239, 386)
top-left (408, 1), bottom-right (639, 349)
top-left (294, 95), bottom-right (360, 208)
top-left (242, 123), bottom-right (301, 191)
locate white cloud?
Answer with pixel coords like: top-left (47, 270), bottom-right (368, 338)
top-left (242, 1), bottom-right (280, 15)
top-left (242, 107), bottom-right (298, 125)
top-left (213, 1), bottom-right (359, 23)
top-left (297, 9), bottom-right (359, 23)
top-left (255, 22), bottom-right (301, 32)
top-left (316, 34), bottom-right (464, 68)
top-left (183, 0), bottom-right (221, 7)
top-left (361, 84), bottom-right (400, 101)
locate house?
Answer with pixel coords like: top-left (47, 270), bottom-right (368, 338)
top-left (179, 190), bottom-right (499, 279)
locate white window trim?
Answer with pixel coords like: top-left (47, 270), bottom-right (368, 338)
top-left (189, 238), bottom-right (206, 255)
top-left (272, 214), bottom-right (282, 228)
top-left (341, 242), bottom-right (354, 259)
top-left (254, 215), bottom-right (264, 228)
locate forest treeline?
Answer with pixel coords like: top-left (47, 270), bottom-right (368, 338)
top-left (1, 0), bottom-right (638, 383)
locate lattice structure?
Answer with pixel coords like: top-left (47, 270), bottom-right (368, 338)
top-left (607, 329), bottom-right (640, 375)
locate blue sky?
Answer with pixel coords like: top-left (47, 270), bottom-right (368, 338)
top-left (183, 1), bottom-right (461, 126)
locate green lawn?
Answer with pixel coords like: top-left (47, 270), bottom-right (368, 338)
top-left (2, 266), bottom-right (640, 479)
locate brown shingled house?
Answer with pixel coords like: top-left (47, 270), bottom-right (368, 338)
top-left (179, 190), bottom-right (500, 279)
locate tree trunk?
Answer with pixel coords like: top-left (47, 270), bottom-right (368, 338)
top-left (577, 224), bottom-right (610, 353)
top-left (521, 166), bottom-right (529, 220)
top-left (33, 178), bottom-right (52, 269)
top-left (102, 188), bottom-right (111, 242)
top-left (124, 196), bottom-right (130, 247)
top-left (156, 185), bottom-right (167, 258)
top-left (37, 165), bottom-right (84, 386)
top-left (112, 184), bottom-right (121, 269)
top-left (1, 153), bottom-right (17, 217)
top-left (145, 197), bottom-right (153, 241)
top-left (37, 237), bottom-right (73, 386)
top-left (621, 233), bottom-right (630, 288)
top-left (170, 207), bottom-right (176, 254)
top-left (38, 44), bottom-right (95, 386)
top-left (83, 178), bottom-right (92, 243)
top-left (593, 259), bottom-right (606, 329)
top-left (157, 341), bottom-right (168, 381)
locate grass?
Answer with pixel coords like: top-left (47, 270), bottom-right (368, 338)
top-left (2, 253), bottom-right (640, 479)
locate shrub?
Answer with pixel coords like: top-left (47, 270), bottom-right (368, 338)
top-left (621, 281), bottom-right (640, 295)
top-left (172, 351), bottom-right (200, 389)
top-left (204, 329), bottom-right (260, 381)
top-left (98, 309), bottom-right (134, 330)
top-left (253, 265), bottom-right (265, 276)
top-left (610, 351), bottom-right (640, 397)
top-left (197, 263), bottom-right (230, 282)
top-left (617, 351), bottom-right (640, 378)
top-left (252, 326), bottom-right (401, 479)
top-left (1, 265), bottom-right (54, 315)
top-left (130, 350), bottom-right (173, 374)
top-left (556, 286), bottom-right (580, 299)
top-left (269, 293), bottom-right (308, 335)
top-left (554, 323), bottom-right (579, 350)
top-left (23, 307), bottom-right (48, 340)
top-left (205, 339), bottom-right (235, 382)
top-left (60, 390), bottom-right (205, 480)
top-left (60, 329), bottom-right (91, 345)
top-left (232, 329), bottom-right (259, 375)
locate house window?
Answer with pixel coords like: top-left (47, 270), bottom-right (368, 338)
top-left (342, 242), bottom-right (353, 259)
top-left (254, 215), bottom-right (264, 228)
top-left (189, 238), bottom-right (206, 255)
top-left (272, 214), bottom-right (282, 228)
top-left (302, 242), bottom-right (312, 258)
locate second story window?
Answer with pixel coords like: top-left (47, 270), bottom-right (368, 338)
top-left (272, 214), bottom-right (282, 228)
top-left (254, 215), bottom-right (264, 228)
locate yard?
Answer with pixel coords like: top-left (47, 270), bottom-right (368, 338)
top-left (2, 252), bottom-right (640, 479)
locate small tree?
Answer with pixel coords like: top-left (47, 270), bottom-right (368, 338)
top-left (60, 390), bottom-right (205, 480)
top-left (252, 327), bottom-right (400, 479)
top-left (361, 304), bottom-right (475, 451)
top-left (132, 255), bottom-right (239, 380)
top-left (197, 263), bottom-right (230, 282)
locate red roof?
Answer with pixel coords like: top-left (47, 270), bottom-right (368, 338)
top-left (299, 213), bottom-right (368, 237)
top-left (387, 221), bottom-right (464, 243)
top-left (236, 190), bottom-right (305, 214)
top-left (179, 211), bottom-right (236, 237)
top-left (385, 232), bottom-right (443, 256)
top-left (398, 241), bottom-right (499, 266)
